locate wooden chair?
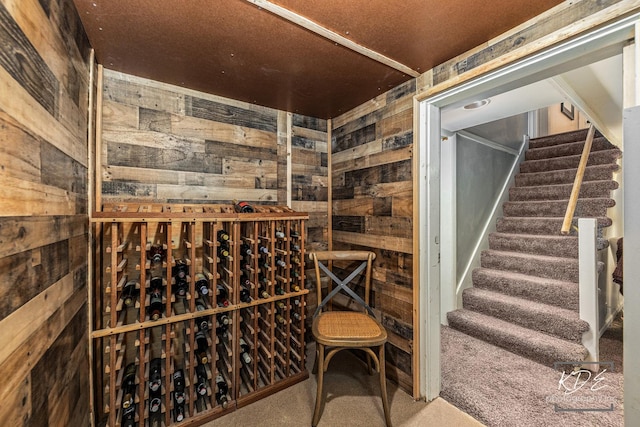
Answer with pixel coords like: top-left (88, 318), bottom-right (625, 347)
top-left (309, 251), bottom-right (391, 427)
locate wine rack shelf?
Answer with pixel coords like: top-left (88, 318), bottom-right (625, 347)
top-left (91, 203), bottom-right (309, 427)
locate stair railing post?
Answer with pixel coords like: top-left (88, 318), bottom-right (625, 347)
top-left (561, 125), bottom-right (596, 235)
top-left (578, 217), bottom-right (599, 363)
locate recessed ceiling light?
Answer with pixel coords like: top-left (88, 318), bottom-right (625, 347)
top-left (463, 99), bottom-right (491, 110)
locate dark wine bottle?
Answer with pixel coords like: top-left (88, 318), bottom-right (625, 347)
top-left (149, 244), bottom-right (165, 264)
top-left (292, 311), bottom-right (302, 321)
top-left (174, 402), bottom-right (185, 422)
top-left (240, 243), bottom-right (252, 256)
top-left (149, 358), bottom-right (162, 393)
top-left (275, 313), bottom-right (286, 325)
top-left (195, 364), bottom-right (208, 397)
top-left (149, 288), bottom-right (163, 321)
top-left (195, 330), bottom-right (209, 365)
top-left (290, 228), bottom-right (300, 238)
top-left (173, 259), bottom-right (189, 280)
top-left (174, 277), bottom-right (188, 297)
top-left (149, 392), bottom-right (162, 414)
top-left (234, 200), bottom-right (255, 213)
top-left (239, 287), bottom-right (251, 303)
top-left (275, 285), bottom-right (285, 296)
top-left (173, 369), bottom-right (186, 405)
top-left (122, 280), bottom-right (137, 307)
top-left (195, 299), bottom-right (209, 331)
top-left (275, 257), bottom-right (287, 268)
top-left (258, 244), bottom-right (269, 254)
top-left (239, 337), bottom-right (252, 364)
top-left (217, 242), bottom-right (230, 259)
top-left (216, 322), bottom-right (228, 338)
top-left (275, 230), bottom-right (285, 239)
top-left (194, 272), bottom-right (209, 296)
top-left (215, 374), bottom-right (229, 408)
top-left (217, 229), bottom-right (230, 242)
top-left (121, 363), bottom-right (137, 410)
top-left (216, 284), bottom-right (230, 307)
top-left (217, 312), bottom-right (230, 326)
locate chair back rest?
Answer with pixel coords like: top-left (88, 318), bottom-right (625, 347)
top-left (309, 251), bottom-right (376, 318)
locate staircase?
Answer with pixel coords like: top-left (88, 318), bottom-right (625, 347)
top-left (447, 128), bottom-right (622, 367)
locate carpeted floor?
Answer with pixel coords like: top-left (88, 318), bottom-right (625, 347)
top-left (202, 342), bottom-right (484, 427)
top-left (441, 312), bottom-right (624, 427)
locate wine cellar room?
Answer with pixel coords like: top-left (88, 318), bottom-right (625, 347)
top-left (2, 1), bottom-right (638, 427)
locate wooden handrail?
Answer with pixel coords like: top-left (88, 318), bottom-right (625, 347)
top-left (561, 124), bottom-right (596, 235)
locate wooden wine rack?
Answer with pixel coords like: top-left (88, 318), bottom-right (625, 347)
top-left (90, 203), bottom-right (309, 427)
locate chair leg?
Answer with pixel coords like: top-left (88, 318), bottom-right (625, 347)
top-left (312, 346), bottom-right (319, 374)
top-left (366, 352), bottom-right (373, 375)
top-left (312, 343), bottom-right (325, 427)
top-left (379, 344), bottom-right (392, 427)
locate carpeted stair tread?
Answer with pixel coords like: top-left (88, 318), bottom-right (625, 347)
top-left (481, 249), bottom-right (578, 282)
top-left (446, 309), bottom-right (589, 367)
top-left (496, 216), bottom-right (612, 235)
top-left (461, 287), bottom-right (589, 341)
top-left (472, 268), bottom-right (579, 310)
top-left (519, 148), bottom-right (621, 173)
top-left (509, 179), bottom-right (618, 201)
top-left (503, 197), bottom-right (615, 218)
top-left (488, 232), bottom-right (578, 258)
top-left (525, 136), bottom-right (615, 161)
top-left (528, 128), bottom-right (602, 149)
top-left (514, 163), bottom-right (618, 187)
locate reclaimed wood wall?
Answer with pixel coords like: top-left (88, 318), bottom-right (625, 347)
top-left (0, 0), bottom-right (91, 425)
top-left (331, 79), bottom-right (415, 393)
top-left (100, 70), bottom-right (329, 251)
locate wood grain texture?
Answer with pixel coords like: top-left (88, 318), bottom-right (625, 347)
top-left (331, 80), bottom-right (415, 394)
top-left (0, 1), bottom-right (90, 425)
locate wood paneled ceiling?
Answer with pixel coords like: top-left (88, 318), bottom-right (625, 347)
top-left (73, 0), bottom-right (564, 119)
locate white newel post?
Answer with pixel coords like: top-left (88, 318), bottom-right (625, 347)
top-left (578, 218), bottom-right (599, 363)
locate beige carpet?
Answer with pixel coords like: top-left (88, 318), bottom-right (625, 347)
top-left (202, 343), bottom-right (483, 427)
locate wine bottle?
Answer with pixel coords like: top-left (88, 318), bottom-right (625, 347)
top-left (173, 259), bottom-right (188, 280)
top-left (239, 337), bottom-right (252, 364)
top-left (149, 244), bottom-right (165, 264)
top-left (216, 284), bottom-right (230, 307)
top-left (149, 288), bottom-right (163, 321)
top-left (121, 363), bottom-right (137, 410)
top-left (291, 284), bottom-right (301, 292)
top-left (217, 312), bottom-right (230, 326)
top-left (217, 242), bottom-right (230, 259)
top-left (275, 230), bottom-right (285, 239)
top-left (173, 369), bottom-right (186, 405)
top-left (275, 257), bottom-right (287, 268)
top-left (174, 277), bottom-right (188, 297)
top-left (216, 323), bottom-right (228, 338)
top-left (149, 392), bottom-right (162, 413)
top-left (290, 228), bottom-right (300, 238)
top-left (195, 330), bottom-right (209, 364)
top-left (276, 301), bottom-right (286, 311)
top-left (195, 272), bottom-right (209, 296)
top-left (215, 374), bottom-right (229, 408)
top-left (258, 244), bottom-right (269, 254)
top-left (195, 299), bottom-right (209, 331)
top-left (121, 403), bottom-right (135, 427)
top-left (240, 243), bottom-right (253, 257)
top-left (275, 313), bottom-right (286, 325)
top-left (149, 358), bottom-right (162, 393)
top-left (217, 229), bottom-right (230, 242)
top-left (292, 311), bottom-right (302, 321)
top-left (275, 285), bottom-right (285, 296)
top-left (234, 200), bottom-right (255, 213)
top-left (150, 276), bottom-right (163, 291)
top-left (195, 364), bottom-right (208, 397)
top-left (239, 287), bottom-right (251, 303)
top-left (122, 280), bottom-right (137, 307)
top-left (291, 243), bottom-right (301, 252)
top-left (174, 402), bottom-right (185, 422)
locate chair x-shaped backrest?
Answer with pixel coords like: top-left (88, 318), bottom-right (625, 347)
top-left (310, 251), bottom-right (376, 318)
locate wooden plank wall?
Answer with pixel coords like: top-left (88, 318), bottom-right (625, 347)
top-left (0, 0), bottom-right (91, 425)
top-left (331, 79), bottom-right (415, 393)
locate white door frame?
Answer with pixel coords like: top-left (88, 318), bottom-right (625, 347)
top-left (415, 12), bottom-right (639, 402)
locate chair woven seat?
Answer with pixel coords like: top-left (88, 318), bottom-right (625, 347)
top-left (314, 311), bottom-right (387, 344)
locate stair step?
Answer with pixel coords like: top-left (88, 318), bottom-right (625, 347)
top-left (462, 288), bottom-right (588, 342)
top-left (447, 309), bottom-right (589, 367)
top-left (514, 164), bottom-right (619, 187)
top-left (503, 197), bottom-right (615, 218)
top-left (472, 268), bottom-right (579, 310)
top-left (525, 137), bottom-right (615, 161)
top-left (528, 128), bottom-right (602, 149)
top-left (481, 249), bottom-right (578, 282)
top-left (496, 216), bottom-right (612, 235)
top-left (509, 179), bottom-right (618, 201)
top-left (519, 149), bottom-right (621, 173)
top-left (488, 232), bottom-right (578, 258)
